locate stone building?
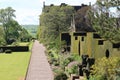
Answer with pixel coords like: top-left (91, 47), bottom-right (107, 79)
top-left (61, 32), bottom-right (120, 59)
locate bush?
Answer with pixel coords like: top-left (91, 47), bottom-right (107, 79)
top-left (46, 47), bottom-right (81, 79)
top-left (90, 57), bottom-right (120, 80)
top-left (60, 54), bottom-right (81, 68)
top-left (65, 65), bottom-right (79, 76)
top-left (54, 72), bottom-right (68, 80)
top-left (0, 48), bottom-right (3, 53)
top-left (0, 40), bottom-right (6, 46)
top-left (12, 42), bottom-right (19, 46)
top-left (5, 49), bottom-right (12, 54)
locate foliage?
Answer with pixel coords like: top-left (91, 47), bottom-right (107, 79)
top-left (65, 65), bottom-right (79, 76)
top-left (7, 20), bottom-right (22, 40)
top-left (22, 25), bottom-right (38, 38)
top-left (0, 27), bottom-right (6, 45)
top-left (11, 41), bottom-right (19, 46)
top-left (88, 0), bottom-right (120, 43)
top-left (38, 4), bottom-right (74, 48)
top-left (19, 28), bottom-right (32, 42)
top-left (47, 49), bottom-right (81, 79)
top-left (47, 48), bottom-right (60, 66)
top-left (0, 7), bottom-right (31, 44)
top-left (0, 37), bottom-right (6, 45)
top-left (38, 7), bottom-right (75, 79)
top-left (54, 70), bottom-right (68, 80)
top-left (61, 54), bottom-right (81, 77)
top-left (59, 54), bottom-right (81, 69)
top-left (5, 49), bottom-right (12, 53)
top-left (90, 57), bottom-right (120, 80)
top-left (0, 7), bottom-right (16, 44)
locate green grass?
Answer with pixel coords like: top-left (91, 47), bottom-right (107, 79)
top-left (0, 42), bottom-right (33, 80)
top-left (18, 42), bottom-right (29, 46)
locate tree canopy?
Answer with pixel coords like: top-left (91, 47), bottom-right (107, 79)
top-left (88, 0), bottom-right (120, 43)
top-left (38, 4), bottom-right (74, 46)
top-left (0, 7), bottom-right (31, 45)
top-left (0, 7), bottom-right (16, 44)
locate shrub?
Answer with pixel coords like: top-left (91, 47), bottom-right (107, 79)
top-left (46, 47), bottom-right (81, 79)
top-left (0, 48), bottom-right (3, 53)
top-left (90, 57), bottom-right (120, 80)
top-left (54, 72), bottom-right (68, 80)
top-left (61, 54), bottom-right (81, 68)
top-left (0, 39), bottom-right (6, 46)
top-left (12, 42), bottom-right (19, 46)
top-left (65, 65), bottom-right (79, 76)
top-left (5, 49), bottom-right (12, 54)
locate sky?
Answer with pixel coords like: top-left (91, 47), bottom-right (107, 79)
top-left (0, 0), bottom-right (96, 25)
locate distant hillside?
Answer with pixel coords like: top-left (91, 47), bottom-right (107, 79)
top-left (22, 25), bottom-right (38, 38)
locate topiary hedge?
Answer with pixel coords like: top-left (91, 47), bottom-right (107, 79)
top-left (5, 49), bottom-right (12, 54)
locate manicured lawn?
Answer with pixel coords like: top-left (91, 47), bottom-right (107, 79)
top-left (0, 52), bottom-right (31, 80)
top-left (18, 42), bottom-right (30, 46)
top-left (0, 42), bottom-right (33, 80)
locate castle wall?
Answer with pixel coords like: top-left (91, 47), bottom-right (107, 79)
top-left (61, 32), bottom-right (120, 58)
top-left (71, 32), bottom-right (79, 54)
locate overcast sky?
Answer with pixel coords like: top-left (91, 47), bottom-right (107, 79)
top-left (0, 0), bottom-right (96, 25)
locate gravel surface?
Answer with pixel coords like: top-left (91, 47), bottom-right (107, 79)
top-left (25, 40), bottom-right (54, 80)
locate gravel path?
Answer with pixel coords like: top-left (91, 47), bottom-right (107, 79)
top-left (25, 40), bottom-right (54, 80)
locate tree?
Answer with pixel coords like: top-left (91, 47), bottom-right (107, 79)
top-left (38, 4), bottom-right (74, 46)
top-left (0, 27), bottom-right (6, 45)
top-left (19, 28), bottom-right (32, 42)
top-left (8, 20), bottom-right (22, 40)
top-left (0, 7), bottom-right (16, 44)
top-left (88, 0), bottom-right (120, 43)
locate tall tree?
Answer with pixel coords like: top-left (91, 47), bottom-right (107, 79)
top-left (19, 28), bottom-right (32, 42)
top-left (38, 4), bottom-right (74, 45)
top-left (8, 20), bottom-right (22, 40)
top-left (88, 0), bottom-right (120, 43)
top-left (0, 7), bottom-right (16, 44)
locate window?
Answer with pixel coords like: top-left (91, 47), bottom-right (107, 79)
top-left (81, 37), bottom-right (84, 41)
top-left (98, 40), bottom-right (104, 45)
top-left (75, 36), bottom-right (78, 40)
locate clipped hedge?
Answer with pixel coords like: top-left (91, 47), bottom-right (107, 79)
top-left (0, 46), bottom-right (29, 52)
top-left (5, 49), bottom-right (12, 54)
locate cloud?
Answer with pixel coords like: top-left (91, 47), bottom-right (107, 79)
top-left (40, 0), bottom-right (46, 2)
top-left (0, 0), bottom-right (43, 25)
top-left (0, 0), bottom-right (97, 25)
top-left (0, 0), bottom-right (8, 3)
top-left (15, 9), bottom-right (40, 24)
top-left (45, 0), bottom-right (96, 5)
